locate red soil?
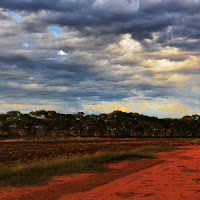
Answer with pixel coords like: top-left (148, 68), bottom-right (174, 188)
top-left (1, 145), bottom-right (200, 200)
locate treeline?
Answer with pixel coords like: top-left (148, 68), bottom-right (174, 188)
top-left (0, 110), bottom-right (200, 138)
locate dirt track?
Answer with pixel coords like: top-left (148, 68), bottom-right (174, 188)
top-left (1, 144), bottom-right (200, 200)
top-left (64, 145), bottom-right (200, 200)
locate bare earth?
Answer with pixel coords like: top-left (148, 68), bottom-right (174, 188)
top-left (1, 144), bottom-right (200, 200)
top-left (0, 138), bottom-right (195, 164)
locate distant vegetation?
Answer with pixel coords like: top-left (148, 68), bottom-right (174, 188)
top-left (0, 110), bottom-right (200, 138)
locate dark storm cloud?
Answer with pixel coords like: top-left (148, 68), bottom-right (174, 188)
top-left (0, 2), bottom-right (190, 50)
top-left (0, 55), bottom-right (30, 63)
top-left (0, 0), bottom-right (94, 12)
top-left (41, 5), bottom-right (172, 39)
top-left (139, 0), bottom-right (200, 13)
top-left (2, 0), bottom-right (200, 46)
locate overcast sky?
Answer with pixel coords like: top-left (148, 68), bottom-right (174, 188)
top-left (0, 0), bottom-right (200, 118)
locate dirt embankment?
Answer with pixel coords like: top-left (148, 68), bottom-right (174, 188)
top-left (1, 144), bottom-right (200, 200)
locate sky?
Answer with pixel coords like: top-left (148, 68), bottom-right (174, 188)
top-left (0, 0), bottom-right (200, 118)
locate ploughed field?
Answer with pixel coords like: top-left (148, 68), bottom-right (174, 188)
top-left (0, 138), bottom-right (196, 165)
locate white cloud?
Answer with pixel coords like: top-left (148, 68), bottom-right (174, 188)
top-left (22, 42), bottom-right (29, 48)
top-left (57, 50), bottom-right (67, 56)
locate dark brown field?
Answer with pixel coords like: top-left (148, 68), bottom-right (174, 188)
top-left (0, 138), bottom-right (196, 164)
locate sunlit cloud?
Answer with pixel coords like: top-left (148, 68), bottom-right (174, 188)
top-left (157, 104), bottom-right (191, 116)
top-left (106, 34), bottom-right (142, 56)
top-left (143, 56), bottom-right (200, 72)
top-left (84, 98), bottom-right (197, 118)
top-left (0, 104), bottom-right (54, 113)
top-left (84, 102), bottom-right (131, 113)
top-left (11, 104), bottom-right (52, 109)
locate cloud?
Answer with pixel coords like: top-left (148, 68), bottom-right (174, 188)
top-left (11, 104), bottom-right (51, 109)
top-left (7, 82), bottom-right (70, 92)
top-left (0, 104), bottom-right (54, 113)
top-left (0, 1), bottom-right (200, 117)
top-left (157, 104), bottom-right (191, 116)
top-left (93, 0), bottom-right (140, 14)
top-left (7, 10), bottom-right (24, 22)
top-left (84, 99), bottom-right (195, 118)
top-left (84, 102), bottom-right (131, 113)
top-left (57, 50), bottom-right (67, 56)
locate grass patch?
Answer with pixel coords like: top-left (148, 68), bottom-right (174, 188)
top-left (66, 136), bottom-right (101, 141)
top-left (0, 145), bottom-right (177, 187)
top-left (190, 139), bottom-right (200, 144)
top-left (170, 143), bottom-right (184, 146)
top-left (0, 136), bottom-right (101, 142)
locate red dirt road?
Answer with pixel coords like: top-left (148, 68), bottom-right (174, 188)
top-left (1, 145), bottom-right (200, 200)
top-left (64, 145), bottom-right (200, 200)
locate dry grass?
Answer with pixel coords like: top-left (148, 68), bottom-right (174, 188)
top-left (0, 145), bottom-right (177, 187)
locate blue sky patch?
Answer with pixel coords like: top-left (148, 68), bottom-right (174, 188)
top-left (15, 16), bottom-right (24, 22)
top-left (49, 27), bottom-right (61, 35)
top-left (7, 11), bottom-right (24, 22)
top-left (7, 11), bottom-right (17, 16)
